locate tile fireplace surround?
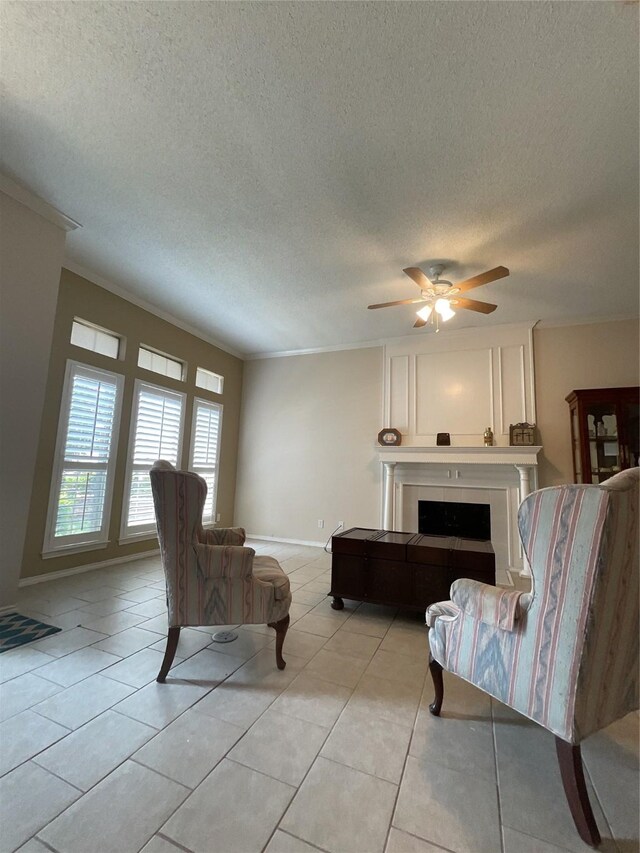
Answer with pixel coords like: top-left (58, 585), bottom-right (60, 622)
top-left (376, 446), bottom-right (542, 577)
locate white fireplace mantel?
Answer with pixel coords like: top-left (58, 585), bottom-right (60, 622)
top-left (376, 445), bottom-right (542, 467)
top-left (376, 445), bottom-right (542, 576)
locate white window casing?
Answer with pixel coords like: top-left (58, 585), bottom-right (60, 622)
top-left (195, 366), bottom-right (224, 395)
top-left (190, 398), bottom-right (223, 525)
top-left (121, 379), bottom-right (186, 541)
top-left (43, 360), bottom-right (124, 556)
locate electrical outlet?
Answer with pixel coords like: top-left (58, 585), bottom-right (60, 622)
top-left (337, 521), bottom-right (344, 529)
top-left (318, 519), bottom-right (324, 529)
top-left (216, 513), bottom-right (221, 522)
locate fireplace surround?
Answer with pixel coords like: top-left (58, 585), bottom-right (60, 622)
top-left (376, 445), bottom-right (542, 576)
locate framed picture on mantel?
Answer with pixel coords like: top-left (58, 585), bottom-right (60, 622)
top-left (509, 423), bottom-right (536, 446)
top-left (378, 428), bottom-right (401, 446)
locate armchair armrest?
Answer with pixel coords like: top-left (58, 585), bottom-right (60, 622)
top-left (201, 527), bottom-right (246, 546)
top-left (195, 543), bottom-right (255, 579)
top-left (450, 578), bottom-right (528, 632)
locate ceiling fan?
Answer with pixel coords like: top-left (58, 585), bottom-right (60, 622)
top-left (368, 264), bottom-right (510, 331)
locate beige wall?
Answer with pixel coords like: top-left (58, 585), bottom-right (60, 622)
top-left (235, 320), bottom-right (638, 542)
top-left (235, 347), bottom-right (383, 542)
top-left (533, 319), bottom-right (639, 487)
top-left (21, 268), bottom-right (244, 579)
top-left (0, 192), bottom-right (67, 606)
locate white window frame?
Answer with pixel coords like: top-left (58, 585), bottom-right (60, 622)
top-left (120, 379), bottom-right (186, 542)
top-left (189, 398), bottom-right (223, 527)
top-left (42, 360), bottom-right (124, 557)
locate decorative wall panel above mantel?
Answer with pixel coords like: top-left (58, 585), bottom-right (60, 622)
top-left (383, 323), bottom-right (537, 447)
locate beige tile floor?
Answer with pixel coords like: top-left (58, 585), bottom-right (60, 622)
top-left (0, 541), bottom-right (638, 853)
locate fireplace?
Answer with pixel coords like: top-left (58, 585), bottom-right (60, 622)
top-left (376, 446), bottom-right (542, 576)
top-left (419, 500), bottom-right (491, 541)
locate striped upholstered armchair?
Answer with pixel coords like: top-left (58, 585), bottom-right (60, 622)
top-left (150, 460), bottom-right (292, 681)
top-left (426, 467), bottom-right (639, 848)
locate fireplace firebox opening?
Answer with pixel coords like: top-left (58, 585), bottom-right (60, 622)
top-left (418, 500), bottom-right (491, 541)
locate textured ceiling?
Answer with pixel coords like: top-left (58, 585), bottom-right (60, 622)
top-left (1, 1), bottom-right (638, 356)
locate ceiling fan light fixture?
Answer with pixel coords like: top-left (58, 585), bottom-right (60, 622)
top-left (435, 297), bottom-right (455, 321)
top-left (416, 304), bottom-right (433, 322)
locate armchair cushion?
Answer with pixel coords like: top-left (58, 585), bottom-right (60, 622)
top-left (450, 578), bottom-right (527, 632)
top-left (201, 527), bottom-right (246, 546)
top-left (252, 555), bottom-right (291, 601)
top-left (195, 544), bottom-right (255, 579)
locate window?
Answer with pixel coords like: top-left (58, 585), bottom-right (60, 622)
top-left (190, 399), bottom-right (223, 524)
top-left (195, 366), bottom-right (224, 395)
top-left (138, 345), bottom-right (184, 381)
top-left (70, 318), bottom-right (121, 359)
top-left (121, 380), bottom-right (185, 539)
top-left (43, 361), bottom-right (123, 555)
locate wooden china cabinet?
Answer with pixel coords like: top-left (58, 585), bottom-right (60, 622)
top-left (566, 387), bottom-right (639, 484)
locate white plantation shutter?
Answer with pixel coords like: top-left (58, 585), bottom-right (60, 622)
top-left (44, 361), bottom-right (123, 553)
top-left (190, 399), bottom-right (223, 523)
top-left (122, 380), bottom-right (185, 537)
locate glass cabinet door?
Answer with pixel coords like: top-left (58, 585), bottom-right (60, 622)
top-left (621, 402), bottom-right (639, 469)
top-left (567, 388), bottom-right (639, 485)
top-left (584, 402), bottom-right (620, 483)
top-left (571, 407), bottom-right (582, 483)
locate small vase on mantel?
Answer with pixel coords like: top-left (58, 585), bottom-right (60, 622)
top-left (483, 427), bottom-right (494, 447)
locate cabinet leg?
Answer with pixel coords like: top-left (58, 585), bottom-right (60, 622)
top-left (331, 596), bottom-right (344, 610)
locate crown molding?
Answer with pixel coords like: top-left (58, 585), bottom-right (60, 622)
top-left (533, 314), bottom-right (639, 330)
top-left (246, 339), bottom-right (388, 360)
top-left (246, 320), bottom-right (540, 361)
top-left (246, 314), bottom-right (639, 361)
top-left (0, 173), bottom-right (81, 231)
top-left (62, 259), bottom-right (244, 360)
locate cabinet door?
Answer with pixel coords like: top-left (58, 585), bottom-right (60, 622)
top-left (366, 558), bottom-right (414, 607)
top-left (582, 400), bottom-right (622, 483)
top-left (570, 405), bottom-right (583, 483)
top-left (619, 401), bottom-right (639, 469)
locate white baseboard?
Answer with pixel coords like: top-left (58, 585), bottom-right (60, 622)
top-left (247, 534), bottom-right (327, 549)
top-left (0, 604), bottom-right (18, 616)
top-left (19, 549), bottom-right (160, 587)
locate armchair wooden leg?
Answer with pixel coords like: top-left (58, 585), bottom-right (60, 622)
top-left (428, 656), bottom-right (444, 716)
top-left (268, 614), bottom-right (290, 670)
top-left (555, 738), bottom-right (601, 848)
top-left (156, 626), bottom-right (180, 683)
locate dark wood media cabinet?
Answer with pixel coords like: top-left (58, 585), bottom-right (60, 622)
top-left (330, 527), bottom-right (495, 611)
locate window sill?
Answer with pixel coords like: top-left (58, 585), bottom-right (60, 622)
top-left (41, 541), bottom-right (109, 560)
top-left (118, 531), bottom-right (158, 546)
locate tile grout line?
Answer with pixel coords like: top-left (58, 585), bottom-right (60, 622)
top-left (261, 608), bottom-right (424, 853)
top-left (383, 637), bottom-right (431, 853)
top-left (491, 697), bottom-right (507, 853)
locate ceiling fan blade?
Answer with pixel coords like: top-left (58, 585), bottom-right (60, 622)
top-left (368, 297), bottom-right (426, 310)
top-left (403, 267), bottom-right (432, 290)
top-left (455, 266), bottom-right (509, 293)
top-left (455, 297), bottom-right (498, 314)
top-left (413, 316), bottom-right (428, 328)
